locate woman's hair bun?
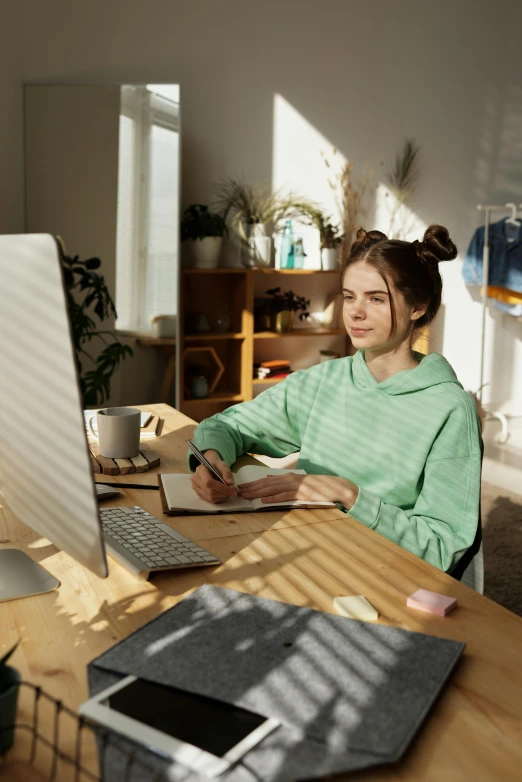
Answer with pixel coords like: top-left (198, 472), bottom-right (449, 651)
top-left (350, 227), bottom-right (388, 255)
top-left (417, 225), bottom-right (457, 265)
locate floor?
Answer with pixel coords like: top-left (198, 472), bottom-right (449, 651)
top-left (481, 479), bottom-right (522, 616)
top-left (482, 414), bottom-right (522, 497)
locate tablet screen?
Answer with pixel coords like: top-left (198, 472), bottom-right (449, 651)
top-left (105, 677), bottom-right (268, 758)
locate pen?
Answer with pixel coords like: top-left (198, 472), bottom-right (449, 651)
top-left (184, 439), bottom-right (229, 486)
top-left (96, 482), bottom-right (160, 490)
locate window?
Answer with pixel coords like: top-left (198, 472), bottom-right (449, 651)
top-left (115, 85), bottom-right (180, 332)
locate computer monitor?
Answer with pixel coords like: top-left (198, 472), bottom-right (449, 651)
top-left (0, 234), bottom-right (108, 600)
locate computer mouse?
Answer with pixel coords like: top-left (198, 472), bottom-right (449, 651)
top-left (95, 484), bottom-right (123, 500)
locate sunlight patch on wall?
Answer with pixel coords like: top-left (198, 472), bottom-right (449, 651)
top-left (374, 182), bottom-right (426, 241)
top-left (272, 93), bottom-right (346, 269)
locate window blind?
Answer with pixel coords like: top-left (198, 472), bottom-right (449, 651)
top-left (115, 86), bottom-right (179, 332)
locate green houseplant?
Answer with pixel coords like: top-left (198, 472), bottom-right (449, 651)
top-left (265, 287), bottom-right (311, 333)
top-left (0, 643), bottom-right (20, 754)
top-left (58, 238), bottom-right (133, 407)
top-left (181, 204), bottom-right (227, 269)
top-left (308, 210), bottom-right (343, 270)
top-left (214, 179), bottom-right (318, 268)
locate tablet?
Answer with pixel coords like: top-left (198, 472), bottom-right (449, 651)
top-left (78, 675), bottom-right (279, 776)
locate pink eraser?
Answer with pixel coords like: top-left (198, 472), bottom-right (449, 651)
top-left (406, 589), bottom-right (457, 616)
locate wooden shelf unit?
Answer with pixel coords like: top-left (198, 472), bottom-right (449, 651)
top-left (254, 328), bottom-right (347, 339)
top-left (179, 267), bottom-right (350, 421)
top-left (252, 376), bottom-right (290, 385)
top-left (179, 267), bottom-right (431, 421)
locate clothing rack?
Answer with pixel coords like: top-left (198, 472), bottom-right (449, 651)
top-left (475, 203), bottom-right (522, 443)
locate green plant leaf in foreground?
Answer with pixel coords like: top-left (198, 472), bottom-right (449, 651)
top-left (0, 642), bottom-right (18, 668)
top-left (57, 238), bottom-right (133, 407)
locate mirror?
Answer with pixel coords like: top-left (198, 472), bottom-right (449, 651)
top-left (23, 83), bottom-right (181, 407)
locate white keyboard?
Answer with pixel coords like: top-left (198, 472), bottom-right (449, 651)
top-left (99, 506), bottom-right (220, 578)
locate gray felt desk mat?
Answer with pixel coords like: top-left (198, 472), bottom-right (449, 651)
top-left (88, 585), bottom-right (464, 781)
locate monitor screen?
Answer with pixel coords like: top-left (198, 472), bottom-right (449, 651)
top-left (0, 234), bottom-right (107, 581)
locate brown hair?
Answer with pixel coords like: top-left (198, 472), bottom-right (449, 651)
top-left (341, 225), bottom-right (457, 336)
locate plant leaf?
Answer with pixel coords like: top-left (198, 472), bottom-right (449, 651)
top-left (0, 642), bottom-right (18, 667)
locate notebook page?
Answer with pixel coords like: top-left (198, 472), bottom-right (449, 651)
top-left (234, 467), bottom-right (336, 510)
top-left (234, 465), bottom-right (306, 484)
top-left (160, 473), bottom-right (253, 513)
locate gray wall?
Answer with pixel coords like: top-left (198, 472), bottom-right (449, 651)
top-left (25, 85), bottom-right (120, 279)
top-left (2, 0), bottom-right (522, 405)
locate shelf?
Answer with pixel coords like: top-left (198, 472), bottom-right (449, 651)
top-left (182, 391), bottom-right (244, 404)
top-left (183, 268), bottom-right (339, 275)
top-left (252, 376), bottom-right (290, 385)
top-left (183, 268), bottom-right (247, 274)
top-left (184, 332), bottom-right (245, 341)
top-left (254, 328), bottom-right (347, 339)
top-left (136, 336), bottom-right (176, 346)
top-left (252, 268), bottom-right (340, 274)
top-left (180, 260), bottom-right (347, 420)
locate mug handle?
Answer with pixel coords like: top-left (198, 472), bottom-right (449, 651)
top-left (88, 416), bottom-right (99, 440)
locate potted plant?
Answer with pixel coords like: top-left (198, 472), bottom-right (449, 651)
top-left (58, 238), bottom-right (133, 407)
top-left (265, 287), bottom-right (311, 333)
top-left (318, 214), bottom-right (343, 270)
top-left (0, 643), bottom-right (20, 754)
top-left (302, 209), bottom-right (343, 270)
top-left (181, 204), bottom-right (227, 269)
top-left (214, 179), bottom-right (318, 268)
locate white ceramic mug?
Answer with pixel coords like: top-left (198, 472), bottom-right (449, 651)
top-left (89, 407), bottom-right (141, 458)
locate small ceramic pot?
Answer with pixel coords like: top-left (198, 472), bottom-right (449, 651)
top-left (192, 237), bottom-right (223, 269)
top-left (190, 375), bottom-right (209, 399)
top-left (273, 310), bottom-right (293, 333)
top-left (321, 247), bottom-right (339, 270)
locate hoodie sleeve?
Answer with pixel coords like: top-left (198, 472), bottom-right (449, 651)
top-left (189, 369), bottom-right (316, 470)
top-left (347, 402), bottom-right (482, 573)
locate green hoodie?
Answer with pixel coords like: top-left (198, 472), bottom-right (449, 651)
top-left (191, 350), bottom-right (482, 572)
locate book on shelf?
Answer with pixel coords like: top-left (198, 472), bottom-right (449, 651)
top-left (260, 359), bottom-right (291, 369)
top-left (158, 466), bottom-right (336, 515)
top-left (254, 361), bottom-right (292, 380)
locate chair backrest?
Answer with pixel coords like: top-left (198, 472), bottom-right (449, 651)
top-left (448, 437), bottom-right (484, 592)
top-left (460, 543), bottom-right (484, 593)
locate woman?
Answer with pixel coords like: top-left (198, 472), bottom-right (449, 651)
top-left (189, 226), bottom-right (482, 574)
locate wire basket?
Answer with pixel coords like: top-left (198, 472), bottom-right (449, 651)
top-left (0, 681), bottom-right (168, 781)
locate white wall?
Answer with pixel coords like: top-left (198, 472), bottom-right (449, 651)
top-left (25, 85), bottom-right (120, 267)
top-left (23, 84), bottom-right (165, 406)
top-left (2, 0), bottom-right (522, 405)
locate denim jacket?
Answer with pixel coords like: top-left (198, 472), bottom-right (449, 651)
top-left (462, 219), bottom-right (522, 291)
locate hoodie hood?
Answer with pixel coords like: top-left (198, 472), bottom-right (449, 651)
top-left (351, 349), bottom-right (462, 395)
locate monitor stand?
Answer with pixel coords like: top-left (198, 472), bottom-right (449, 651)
top-left (0, 550), bottom-right (60, 601)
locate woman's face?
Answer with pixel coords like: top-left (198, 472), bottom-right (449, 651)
top-left (342, 261), bottom-right (422, 352)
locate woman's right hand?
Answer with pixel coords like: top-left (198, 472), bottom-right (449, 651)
top-left (190, 449), bottom-right (237, 504)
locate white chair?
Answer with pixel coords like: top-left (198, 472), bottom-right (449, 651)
top-left (460, 542), bottom-right (484, 594)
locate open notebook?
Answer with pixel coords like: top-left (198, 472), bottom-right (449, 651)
top-left (158, 466), bottom-right (337, 515)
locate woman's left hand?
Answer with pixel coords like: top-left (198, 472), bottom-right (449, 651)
top-left (238, 472), bottom-right (359, 508)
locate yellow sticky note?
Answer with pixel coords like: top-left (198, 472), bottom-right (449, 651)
top-left (333, 595), bottom-right (379, 622)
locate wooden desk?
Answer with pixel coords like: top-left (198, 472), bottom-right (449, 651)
top-left (1, 403), bottom-right (522, 781)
